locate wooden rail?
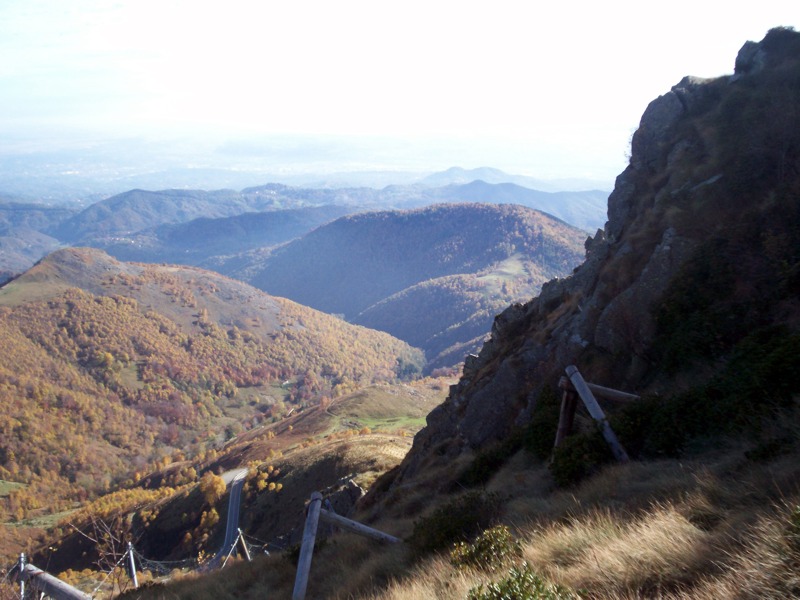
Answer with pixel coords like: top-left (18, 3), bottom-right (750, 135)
top-left (554, 366), bottom-right (633, 463)
top-left (319, 508), bottom-right (401, 544)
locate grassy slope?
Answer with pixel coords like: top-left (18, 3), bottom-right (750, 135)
top-left (114, 413), bottom-right (800, 599)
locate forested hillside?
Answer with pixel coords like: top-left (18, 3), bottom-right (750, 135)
top-left (98, 205), bottom-right (354, 265)
top-left (245, 203), bottom-right (586, 367)
top-left (0, 248), bottom-right (422, 519)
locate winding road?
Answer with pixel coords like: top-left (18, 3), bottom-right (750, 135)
top-left (206, 468), bottom-right (249, 569)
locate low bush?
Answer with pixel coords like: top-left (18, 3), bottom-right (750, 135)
top-left (607, 325), bottom-right (800, 462)
top-left (407, 491), bottom-right (502, 558)
top-left (549, 428), bottom-right (612, 487)
top-left (523, 386), bottom-right (562, 460)
top-left (467, 563), bottom-right (576, 600)
top-left (450, 525), bottom-right (521, 572)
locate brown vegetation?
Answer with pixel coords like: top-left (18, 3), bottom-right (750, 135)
top-left (0, 249), bottom-right (423, 553)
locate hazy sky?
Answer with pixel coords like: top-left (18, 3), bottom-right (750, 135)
top-left (1, 0), bottom-right (797, 182)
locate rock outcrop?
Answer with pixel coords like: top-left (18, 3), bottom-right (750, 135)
top-left (390, 27), bottom-right (800, 487)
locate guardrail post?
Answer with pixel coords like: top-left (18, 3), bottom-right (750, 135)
top-left (127, 542), bottom-right (139, 589)
top-left (19, 553), bottom-right (25, 600)
top-left (238, 528), bottom-right (252, 562)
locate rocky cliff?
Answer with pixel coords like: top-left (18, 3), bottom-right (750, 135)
top-left (391, 27), bottom-right (800, 485)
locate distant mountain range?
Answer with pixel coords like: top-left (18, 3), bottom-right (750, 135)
top-left (0, 176), bottom-right (596, 371)
top-left (55, 179), bottom-right (605, 246)
top-left (92, 204), bottom-right (355, 265)
top-left (0, 174), bottom-right (606, 286)
top-left (418, 166), bottom-right (610, 192)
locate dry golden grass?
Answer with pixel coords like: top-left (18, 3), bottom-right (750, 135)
top-left (116, 428), bottom-right (800, 600)
top-left (353, 555), bottom-right (478, 600)
top-left (350, 438), bottom-right (800, 600)
top-left (664, 501), bottom-right (800, 600)
top-left (522, 504), bottom-right (713, 595)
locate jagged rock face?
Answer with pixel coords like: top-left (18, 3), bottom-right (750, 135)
top-left (392, 27), bottom-right (800, 487)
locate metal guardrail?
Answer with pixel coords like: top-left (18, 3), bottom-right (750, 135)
top-left (9, 554), bottom-right (92, 600)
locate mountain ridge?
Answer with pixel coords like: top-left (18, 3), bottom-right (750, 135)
top-left (0, 178), bottom-right (607, 282)
top-left (244, 202), bottom-right (587, 368)
top-left (388, 25), bottom-right (800, 487)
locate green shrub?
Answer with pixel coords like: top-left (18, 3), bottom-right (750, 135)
top-left (612, 326), bottom-right (800, 461)
top-left (458, 431), bottom-right (524, 488)
top-left (549, 429), bottom-right (612, 487)
top-left (450, 525), bottom-right (521, 572)
top-left (787, 505), bottom-right (800, 552)
top-left (407, 491), bottom-right (502, 558)
top-left (611, 392), bottom-right (693, 459)
top-left (467, 563), bottom-right (576, 600)
top-left (523, 386), bottom-right (562, 460)
top-left (654, 239), bottom-right (741, 373)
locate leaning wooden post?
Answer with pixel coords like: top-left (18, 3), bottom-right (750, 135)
top-left (554, 376), bottom-right (579, 450)
top-left (293, 492), bottom-right (323, 600)
top-left (565, 365), bottom-right (630, 463)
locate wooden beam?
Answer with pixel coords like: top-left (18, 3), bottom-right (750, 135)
top-left (565, 365), bottom-right (630, 463)
top-left (584, 382), bottom-right (640, 402)
top-left (560, 375), bottom-right (640, 402)
top-left (319, 509), bottom-right (401, 544)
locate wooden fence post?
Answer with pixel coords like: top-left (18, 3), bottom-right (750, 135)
top-left (554, 376), bottom-right (579, 450)
top-left (565, 365), bottom-right (630, 463)
top-left (293, 492), bottom-right (323, 600)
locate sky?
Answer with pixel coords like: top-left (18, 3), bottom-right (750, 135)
top-left (0, 0), bottom-right (797, 183)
